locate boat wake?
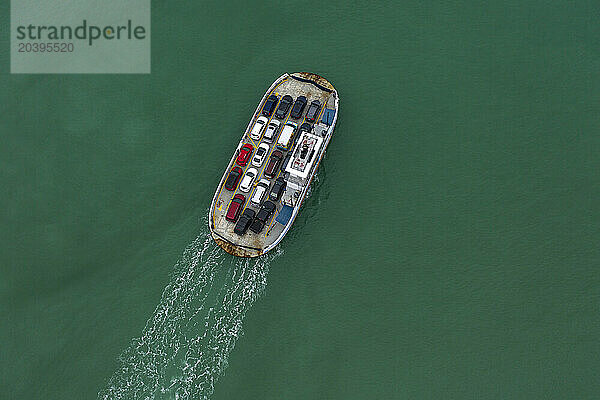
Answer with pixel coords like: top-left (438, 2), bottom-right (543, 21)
top-left (98, 216), bottom-right (280, 400)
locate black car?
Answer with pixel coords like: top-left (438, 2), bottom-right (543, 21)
top-left (269, 177), bottom-right (286, 201)
top-left (305, 100), bottom-right (321, 123)
top-left (299, 122), bottom-right (313, 134)
top-left (275, 95), bottom-right (293, 119)
top-left (257, 201), bottom-right (276, 221)
top-left (234, 208), bottom-right (255, 235)
top-left (224, 166), bottom-right (243, 191)
top-left (249, 218), bottom-right (264, 234)
top-left (250, 201), bottom-right (276, 233)
top-left (262, 95), bottom-right (279, 117)
top-left (290, 96), bottom-right (307, 119)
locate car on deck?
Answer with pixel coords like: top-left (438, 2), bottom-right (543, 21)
top-left (264, 150), bottom-right (283, 178)
top-left (275, 95), bottom-right (293, 119)
top-left (249, 219), bottom-right (264, 234)
top-left (262, 95), bottom-right (279, 117)
top-left (298, 122), bottom-right (313, 134)
top-left (250, 116), bottom-right (268, 140)
top-left (276, 122), bottom-right (297, 151)
top-left (251, 179), bottom-right (270, 206)
top-left (251, 143), bottom-right (270, 167)
top-left (234, 208), bottom-right (255, 235)
top-left (224, 166), bottom-right (243, 191)
top-left (305, 100), bottom-right (321, 122)
top-left (269, 177), bottom-right (286, 201)
top-left (249, 201), bottom-right (276, 233)
top-left (263, 120), bottom-right (280, 143)
top-left (290, 95), bottom-right (307, 119)
top-left (226, 194), bottom-right (245, 222)
top-left (236, 143), bottom-right (253, 166)
top-left (239, 168), bottom-right (258, 192)
top-left (256, 200), bottom-right (276, 222)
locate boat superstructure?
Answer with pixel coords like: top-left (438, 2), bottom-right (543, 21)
top-left (209, 72), bottom-right (339, 257)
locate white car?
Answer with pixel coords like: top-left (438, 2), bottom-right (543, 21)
top-left (277, 122), bottom-right (297, 151)
top-left (251, 179), bottom-right (270, 206)
top-left (251, 143), bottom-right (270, 167)
top-left (239, 168), bottom-right (258, 192)
top-left (263, 120), bottom-right (280, 143)
top-left (250, 116), bottom-right (268, 140)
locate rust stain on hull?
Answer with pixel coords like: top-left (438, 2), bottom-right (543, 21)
top-left (212, 236), bottom-right (263, 258)
top-left (295, 72), bottom-right (335, 91)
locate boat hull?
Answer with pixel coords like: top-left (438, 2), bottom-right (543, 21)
top-left (209, 72), bottom-right (339, 257)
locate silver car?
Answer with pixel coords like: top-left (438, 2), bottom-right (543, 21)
top-left (263, 120), bottom-right (280, 143)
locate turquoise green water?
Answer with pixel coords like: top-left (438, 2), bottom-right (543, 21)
top-left (2, 1), bottom-right (600, 399)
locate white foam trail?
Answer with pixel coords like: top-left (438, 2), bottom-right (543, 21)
top-left (98, 216), bottom-right (281, 400)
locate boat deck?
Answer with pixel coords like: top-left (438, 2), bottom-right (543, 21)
top-left (209, 72), bottom-right (339, 257)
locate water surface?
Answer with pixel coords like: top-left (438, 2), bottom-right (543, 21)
top-left (1, 1), bottom-right (599, 399)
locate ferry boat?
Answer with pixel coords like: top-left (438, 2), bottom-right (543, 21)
top-left (209, 72), bottom-right (339, 257)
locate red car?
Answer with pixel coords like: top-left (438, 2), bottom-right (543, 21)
top-left (224, 166), bottom-right (243, 191)
top-left (236, 143), bottom-right (254, 166)
top-left (226, 194), bottom-right (246, 222)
